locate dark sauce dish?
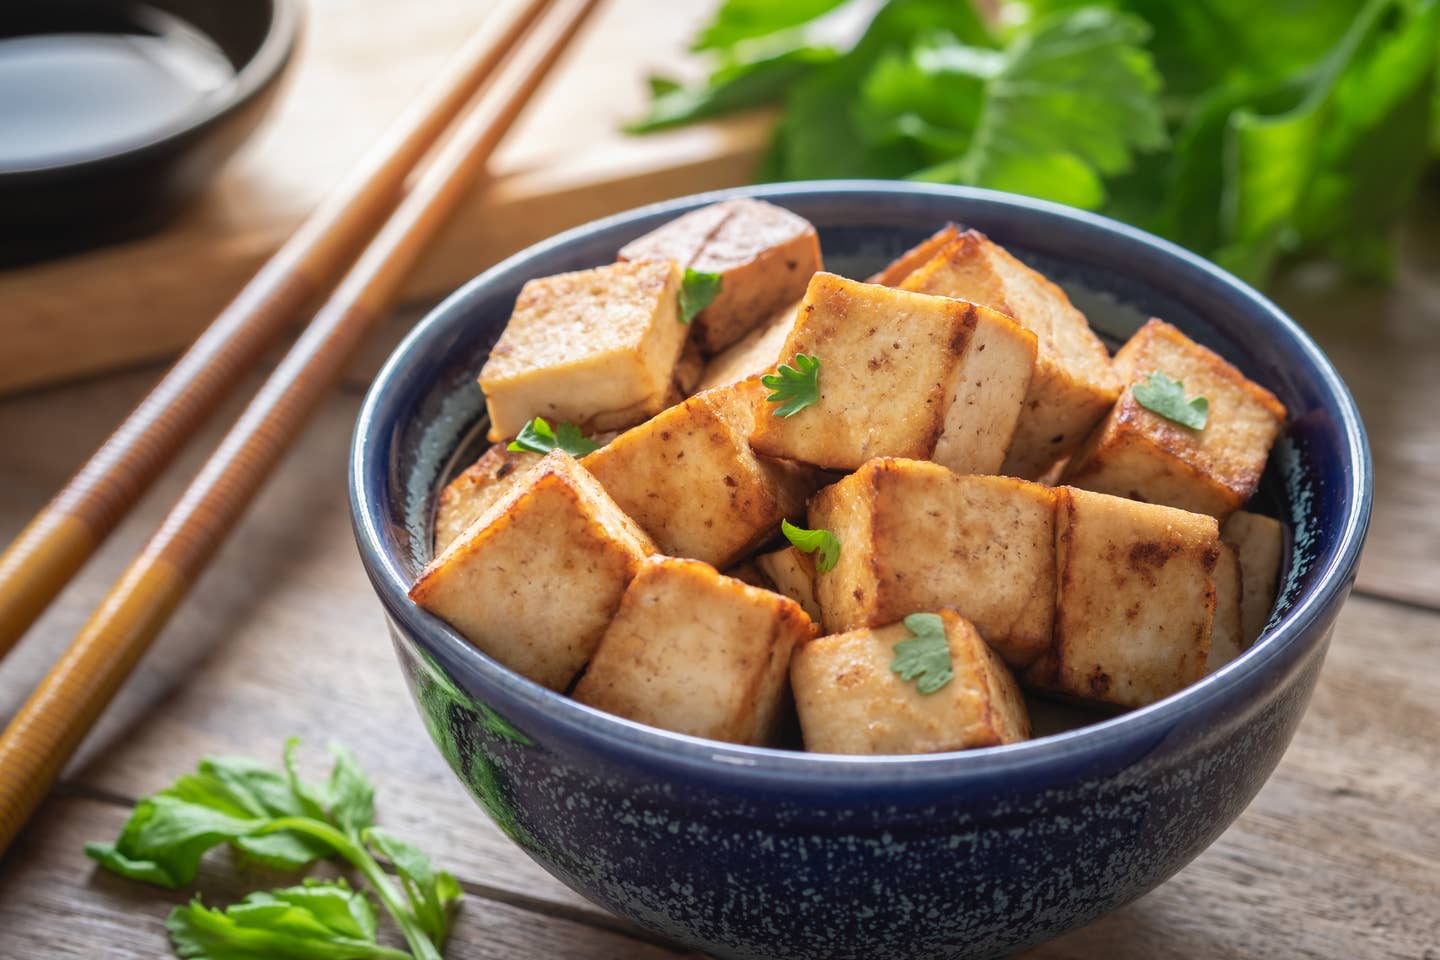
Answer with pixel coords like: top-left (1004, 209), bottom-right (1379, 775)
top-left (350, 183), bottom-right (1372, 960)
top-left (0, 0), bottom-right (300, 265)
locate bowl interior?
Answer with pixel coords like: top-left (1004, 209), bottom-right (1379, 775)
top-left (353, 182), bottom-right (1370, 770)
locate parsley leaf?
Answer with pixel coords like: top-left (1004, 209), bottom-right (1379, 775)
top-left (691, 0), bottom-right (852, 52)
top-left (365, 829), bottom-right (462, 949)
top-left (760, 353), bottom-right (821, 417)
top-left (1132, 370), bottom-right (1209, 429)
top-left (507, 417), bottom-right (599, 457)
top-left (780, 519), bottom-right (841, 573)
top-left (627, 47), bottom-right (840, 133)
top-left (890, 612), bottom-right (954, 694)
top-left (679, 268), bottom-right (724, 324)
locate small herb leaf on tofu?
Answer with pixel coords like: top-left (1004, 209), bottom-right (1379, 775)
top-left (679, 268), bottom-right (724, 324)
top-left (781, 519), bottom-right (840, 573)
top-left (508, 417), bottom-right (600, 457)
top-left (761, 353), bottom-right (820, 417)
top-left (891, 613), bottom-right (954, 695)
top-left (1133, 371), bottom-right (1209, 430)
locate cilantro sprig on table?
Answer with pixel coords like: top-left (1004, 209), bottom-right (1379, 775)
top-left (679, 268), bottom-right (724, 324)
top-left (507, 417), bottom-right (599, 457)
top-left (781, 519), bottom-right (841, 572)
top-left (891, 613), bottom-right (954, 694)
top-left (761, 353), bottom-right (821, 417)
top-left (1133, 371), bottom-right (1209, 430)
top-left (631, 0), bottom-right (1440, 286)
top-left (86, 740), bottom-right (459, 960)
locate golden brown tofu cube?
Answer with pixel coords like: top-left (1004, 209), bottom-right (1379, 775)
top-left (866, 224), bottom-right (960, 286)
top-left (791, 608), bottom-right (1030, 755)
top-left (479, 260), bottom-right (687, 441)
top-left (696, 299), bottom-right (800, 392)
top-left (433, 444), bottom-right (542, 553)
top-left (755, 546), bottom-right (822, 622)
top-left (749, 273), bottom-right (975, 471)
top-left (1207, 542), bottom-right (1244, 673)
top-left (671, 339), bottom-right (706, 397)
top-left (810, 459), bottom-right (1057, 668)
top-left (1222, 510), bottom-right (1285, 646)
top-left (899, 230), bottom-right (1117, 478)
top-left (1064, 319), bottom-right (1288, 518)
top-left (619, 198), bottom-right (822, 353)
top-left (582, 381), bottom-right (815, 569)
top-left (1027, 487), bottom-right (1219, 708)
top-left (409, 451), bottom-right (655, 691)
top-left (573, 557), bottom-right (814, 745)
top-left (901, 253), bottom-right (1038, 475)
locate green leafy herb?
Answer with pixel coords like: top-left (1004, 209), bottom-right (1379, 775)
top-left (760, 353), bottom-right (821, 417)
top-left (507, 417), bottom-right (599, 458)
top-left (1132, 371), bottom-right (1209, 429)
top-left (678, 268), bottom-right (724, 324)
top-left (890, 612), bottom-right (954, 694)
top-left (691, 0), bottom-right (852, 52)
top-left (88, 741), bottom-right (459, 960)
top-left (780, 519), bottom-right (841, 572)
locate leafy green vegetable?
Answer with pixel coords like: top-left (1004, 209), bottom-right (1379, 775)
top-left (1132, 370), bottom-right (1209, 429)
top-left (88, 741), bottom-right (457, 960)
top-left (627, 47), bottom-right (839, 133)
top-left (691, 0), bottom-right (851, 52)
top-left (507, 417), bottom-right (599, 458)
top-left (679, 268), bottom-right (724, 324)
top-left (780, 519), bottom-right (841, 572)
top-left (890, 612), bottom-right (954, 694)
top-left (760, 353), bottom-right (821, 417)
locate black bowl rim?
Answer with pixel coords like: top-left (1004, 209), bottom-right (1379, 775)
top-left (0, 0), bottom-right (302, 177)
top-left (350, 180), bottom-right (1373, 786)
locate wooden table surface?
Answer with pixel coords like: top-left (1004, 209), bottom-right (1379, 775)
top-left (1, 85), bottom-right (1438, 960)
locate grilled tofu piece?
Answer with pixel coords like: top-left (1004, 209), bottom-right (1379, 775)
top-left (573, 557), bottom-right (815, 745)
top-left (1026, 487), bottom-right (1220, 708)
top-left (619, 198), bottom-right (821, 353)
top-left (749, 272), bottom-right (975, 471)
top-left (479, 260), bottom-right (687, 441)
top-left (697, 299), bottom-right (800, 392)
top-left (409, 451), bottom-right (655, 691)
top-left (1222, 510), bottom-right (1286, 646)
top-left (433, 444), bottom-right (542, 553)
top-left (582, 380), bottom-right (816, 568)
top-left (866, 224), bottom-right (960, 286)
top-left (1064, 319), bottom-right (1288, 518)
top-left (791, 608), bottom-right (1030, 755)
top-left (1207, 542), bottom-right (1244, 673)
top-left (809, 459), bottom-right (1057, 668)
top-left (755, 546), bottom-right (821, 622)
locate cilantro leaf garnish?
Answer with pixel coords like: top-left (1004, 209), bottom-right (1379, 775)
top-left (679, 268), bottom-right (724, 324)
top-left (87, 740), bottom-right (457, 960)
top-left (507, 417), bottom-right (599, 457)
top-left (1132, 371), bottom-right (1209, 430)
top-left (761, 353), bottom-right (820, 417)
top-left (890, 613), bottom-right (954, 695)
top-left (781, 519), bottom-right (840, 573)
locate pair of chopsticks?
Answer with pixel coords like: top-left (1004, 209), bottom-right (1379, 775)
top-left (0, 0), bottom-right (599, 855)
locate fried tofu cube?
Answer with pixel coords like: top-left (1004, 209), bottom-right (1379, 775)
top-left (433, 444), bottom-right (542, 552)
top-left (672, 339), bottom-right (705, 397)
top-left (696, 299), bottom-right (800, 392)
top-left (900, 230), bottom-right (1118, 478)
top-left (1223, 510), bottom-right (1285, 646)
top-left (409, 451), bottom-right (655, 691)
top-left (755, 546), bottom-right (822, 622)
top-left (866, 224), bottom-right (960, 286)
top-left (809, 459), bottom-right (1057, 668)
top-left (1027, 487), bottom-right (1219, 708)
top-left (573, 557), bottom-right (814, 745)
top-left (581, 381), bottom-right (815, 568)
top-left (1064, 319), bottom-right (1288, 518)
top-left (1207, 542), bottom-right (1244, 673)
top-left (749, 273), bottom-right (975, 470)
top-left (479, 260), bottom-right (687, 441)
top-left (791, 608), bottom-right (1030, 754)
top-left (901, 252), bottom-right (1038, 474)
top-left (619, 198), bottom-right (821, 353)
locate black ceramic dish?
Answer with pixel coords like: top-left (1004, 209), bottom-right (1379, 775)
top-left (0, 0), bottom-right (300, 265)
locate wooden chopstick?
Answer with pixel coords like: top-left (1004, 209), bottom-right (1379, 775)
top-left (0, 0), bottom-right (600, 857)
top-left (0, 0), bottom-right (551, 664)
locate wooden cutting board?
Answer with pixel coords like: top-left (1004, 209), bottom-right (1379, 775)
top-left (0, 0), bottom-right (768, 395)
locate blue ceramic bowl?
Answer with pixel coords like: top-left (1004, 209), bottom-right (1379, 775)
top-left (349, 182), bottom-right (1371, 959)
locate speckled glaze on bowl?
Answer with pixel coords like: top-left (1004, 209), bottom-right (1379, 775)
top-left (349, 182), bottom-right (1371, 960)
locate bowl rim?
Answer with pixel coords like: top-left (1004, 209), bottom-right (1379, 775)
top-left (350, 180), bottom-right (1373, 786)
top-left (0, 0), bottom-right (302, 178)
